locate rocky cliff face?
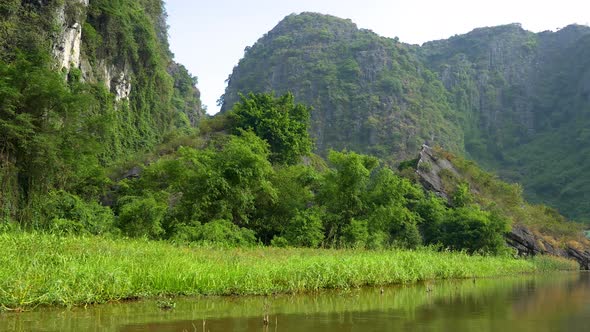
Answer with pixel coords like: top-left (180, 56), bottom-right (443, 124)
top-left (221, 13), bottom-right (463, 161)
top-left (415, 144), bottom-right (460, 201)
top-left (420, 24), bottom-right (590, 221)
top-left (50, 0), bottom-right (204, 119)
top-left (416, 145), bottom-right (590, 269)
top-left (52, 0), bottom-right (132, 102)
top-left (420, 24), bottom-right (538, 155)
top-left (52, 0), bottom-right (88, 72)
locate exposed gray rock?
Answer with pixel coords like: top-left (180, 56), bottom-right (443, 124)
top-left (506, 224), bottom-right (590, 270)
top-left (415, 144), bottom-right (459, 201)
top-left (52, 0), bottom-right (88, 72)
top-left (119, 166), bottom-right (142, 181)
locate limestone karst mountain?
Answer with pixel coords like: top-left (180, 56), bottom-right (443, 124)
top-left (221, 13), bottom-right (590, 221)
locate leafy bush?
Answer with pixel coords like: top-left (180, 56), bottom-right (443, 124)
top-left (198, 219), bottom-right (257, 247)
top-left (342, 218), bottom-right (369, 248)
top-left (270, 236), bottom-right (289, 247)
top-left (171, 220), bottom-right (257, 247)
top-left (117, 194), bottom-right (167, 239)
top-left (437, 206), bottom-right (509, 254)
top-left (37, 190), bottom-right (115, 235)
top-left (283, 209), bottom-right (324, 248)
top-left (229, 92), bottom-right (313, 164)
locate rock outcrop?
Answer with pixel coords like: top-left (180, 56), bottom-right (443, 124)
top-left (416, 145), bottom-right (590, 269)
top-left (415, 144), bottom-right (460, 201)
top-left (52, 0), bottom-right (88, 72)
top-left (506, 225), bottom-right (590, 270)
top-left (52, 0), bottom-right (133, 102)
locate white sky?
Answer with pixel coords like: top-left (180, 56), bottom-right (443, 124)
top-left (166, 0), bottom-right (590, 114)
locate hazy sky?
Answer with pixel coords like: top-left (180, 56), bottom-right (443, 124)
top-left (166, 0), bottom-right (590, 114)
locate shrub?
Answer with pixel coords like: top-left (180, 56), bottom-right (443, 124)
top-left (37, 190), bottom-right (115, 235)
top-left (270, 236), bottom-right (289, 247)
top-left (199, 219), bottom-right (257, 247)
top-left (283, 209), bottom-right (324, 248)
top-left (417, 161), bottom-right (432, 173)
top-left (342, 218), bottom-right (369, 248)
top-left (437, 206), bottom-right (509, 254)
top-left (117, 194), bottom-right (167, 239)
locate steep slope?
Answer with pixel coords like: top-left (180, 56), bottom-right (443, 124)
top-left (0, 0), bottom-right (204, 222)
top-left (221, 13), bottom-right (590, 221)
top-left (221, 13), bottom-right (463, 161)
top-left (420, 24), bottom-right (590, 221)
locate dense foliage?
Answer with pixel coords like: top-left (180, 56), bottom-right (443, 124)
top-left (230, 92), bottom-right (313, 164)
top-left (0, 0), bottom-right (203, 224)
top-left (104, 93), bottom-right (511, 254)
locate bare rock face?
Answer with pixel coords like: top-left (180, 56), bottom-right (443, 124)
top-left (415, 144), bottom-right (459, 201)
top-left (52, 0), bottom-right (89, 72)
top-left (415, 145), bottom-right (590, 269)
top-left (52, 0), bottom-right (132, 102)
top-left (506, 225), bottom-right (590, 270)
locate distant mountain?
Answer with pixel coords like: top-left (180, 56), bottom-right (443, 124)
top-left (221, 13), bottom-right (464, 161)
top-left (221, 13), bottom-right (590, 221)
top-left (419, 23), bottom-right (590, 221)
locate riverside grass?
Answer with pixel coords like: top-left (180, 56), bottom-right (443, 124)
top-left (0, 233), bottom-right (578, 309)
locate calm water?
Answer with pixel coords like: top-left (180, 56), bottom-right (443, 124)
top-left (2, 272), bottom-right (589, 332)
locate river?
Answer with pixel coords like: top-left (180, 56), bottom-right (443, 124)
top-left (2, 272), bottom-right (589, 331)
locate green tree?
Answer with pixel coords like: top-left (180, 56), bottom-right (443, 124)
top-left (415, 194), bottom-right (448, 244)
top-left (117, 194), bottom-right (168, 239)
top-left (317, 150), bottom-right (378, 244)
top-left (283, 208), bottom-right (325, 248)
top-left (229, 92), bottom-right (313, 164)
top-left (252, 164), bottom-right (320, 243)
top-left (118, 132), bottom-right (276, 240)
top-left (452, 182), bottom-right (473, 207)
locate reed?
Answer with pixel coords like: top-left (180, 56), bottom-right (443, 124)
top-left (0, 232), bottom-right (578, 309)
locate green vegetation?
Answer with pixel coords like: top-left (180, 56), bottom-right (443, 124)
top-left (230, 92), bottom-right (313, 164)
top-left (432, 148), bottom-right (588, 244)
top-left (0, 232), bottom-right (577, 309)
top-left (104, 92), bottom-right (515, 254)
top-left (419, 24), bottom-right (590, 222)
top-left (0, 1), bottom-right (203, 225)
top-left (0, 6), bottom-right (587, 312)
top-left (221, 13), bottom-right (590, 222)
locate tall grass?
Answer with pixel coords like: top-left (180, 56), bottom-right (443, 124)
top-left (0, 233), bottom-right (578, 309)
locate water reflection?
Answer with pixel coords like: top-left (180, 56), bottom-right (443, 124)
top-left (2, 272), bottom-right (589, 332)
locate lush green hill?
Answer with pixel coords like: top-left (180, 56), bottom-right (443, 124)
top-left (220, 13), bottom-right (464, 161)
top-left (221, 13), bottom-right (590, 221)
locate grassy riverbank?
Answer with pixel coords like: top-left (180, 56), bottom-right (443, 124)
top-left (0, 233), bottom-right (578, 309)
